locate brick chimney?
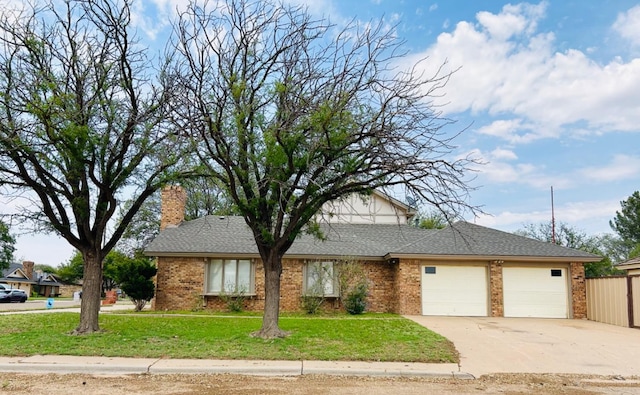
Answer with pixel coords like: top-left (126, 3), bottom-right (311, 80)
top-left (22, 261), bottom-right (34, 280)
top-left (160, 185), bottom-right (187, 230)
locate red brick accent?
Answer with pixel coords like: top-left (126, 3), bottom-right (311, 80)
top-left (489, 261), bottom-right (504, 317)
top-left (364, 261), bottom-right (396, 312)
top-left (160, 186), bottom-right (186, 230)
top-left (570, 262), bottom-right (587, 319)
top-left (22, 261), bottom-right (34, 280)
top-left (394, 259), bottom-right (422, 315)
top-left (154, 256), bottom-right (205, 310)
top-left (154, 257), bottom-right (399, 313)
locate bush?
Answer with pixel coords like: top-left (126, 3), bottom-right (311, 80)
top-left (343, 283), bottom-right (368, 315)
top-left (337, 257), bottom-right (369, 315)
top-left (113, 255), bottom-right (157, 312)
top-left (219, 286), bottom-right (247, 312)
top-left (301, 294), bottom-right (324, 314)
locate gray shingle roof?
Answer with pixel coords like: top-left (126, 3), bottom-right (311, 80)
top-left (145, 216), bottom-right (600, 261)
top-left (391, 221), bottom-right (600, 259)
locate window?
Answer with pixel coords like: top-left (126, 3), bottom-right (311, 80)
top-left (206, 259), bottom-right (253, 294)
top-left (304, 261), bottom-right (338, 297)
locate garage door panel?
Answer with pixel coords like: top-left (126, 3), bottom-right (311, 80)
top-left (421, 265), bottom-right (488, 316)
top-left (503, 267), bottom-right (568, 318)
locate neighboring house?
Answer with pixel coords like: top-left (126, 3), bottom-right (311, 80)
top-left (617, 257), bottom-right (640, 275)
top-left (317, 189), bottom-right (416, 225)
top-left (145, 186), bottom-right (601, 319)
top-left (0, 261), bottom-right (63, 296)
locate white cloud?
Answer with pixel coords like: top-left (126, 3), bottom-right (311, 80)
top-left (476, 119), bottom-right (543, 144)
top-left (469, 148), bottom-right (572, 189)
top-left (476, 2), bottom-right (546, 40)
top-left (429, 4), bottom-right (438, 12)
top-left (490, 148), bottom-right (518, 161)
top-left (613, 5), bottom-right (640, 46)
top-left (470, 150), bottom-right (640, 202)
top-left (581, 154), bottom-right (640, 182)
top-left (405, 1), bottom-right (640, 141)
top-left (474, 198), bottom-right (620, 234)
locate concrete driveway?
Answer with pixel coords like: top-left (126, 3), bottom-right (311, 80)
top-left (406, 316), bottom-right (640, 377)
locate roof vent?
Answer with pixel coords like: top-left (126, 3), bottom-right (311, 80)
top-left (219, 216), bottom-right (226, 220)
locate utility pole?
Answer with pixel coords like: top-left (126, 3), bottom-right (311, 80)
top-left (551, 186), bottom-right (556, 244)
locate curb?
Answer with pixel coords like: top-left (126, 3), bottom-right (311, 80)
top-left (0, 356), bottom-right (474, 379)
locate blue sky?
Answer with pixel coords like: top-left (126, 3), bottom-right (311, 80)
top-left (10, 0), bottom-right (640, 266)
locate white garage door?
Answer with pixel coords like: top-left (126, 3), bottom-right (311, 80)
top-left (503, 267), bottom-right (568, 318)
top-left (421, 265), bottom-right (488, 316)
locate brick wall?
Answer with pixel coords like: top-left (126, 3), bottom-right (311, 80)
top-left (154, 256), bottom-right (205, 310)
top-left (570, 262), bottom-right (587, 319)
top-left (58, 284), bottom-right (82, 298)
top-left (160, 186), bottom-right (186, 230)
top-left (155, 256), bottom-right (399, 313)
top-left (364, 261), bottom-right (396, 312)
top-left (154, 255), bottom-right (590, 320)
top-left (394, 259), bottom-right (422, 315)
top-left (489, 261), bottom-right (504, 317)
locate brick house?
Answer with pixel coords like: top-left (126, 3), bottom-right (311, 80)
top-left (1, 261), bottom-right (63, 296)
top-left (145, 186), bottom-right (600, 318)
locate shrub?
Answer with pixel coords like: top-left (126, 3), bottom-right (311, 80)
top-left (301, 294), bottom-right (324, 314)
top-left (219, 285), bottom-right (247, 312)
top-left (337, 257), bottom-right (369, 315)
top-left (113, 256), bottom-right (157, 312)
top-left (343, 282), bottom-right (368, 315)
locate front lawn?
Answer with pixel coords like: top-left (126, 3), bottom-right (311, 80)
top-left (1, 312), bottom-right (457, 363)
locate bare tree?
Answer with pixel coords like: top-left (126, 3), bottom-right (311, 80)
top-left (169, 0), bottom-right (478, 338)
top-left (0, 0), bottom-right (188, 333)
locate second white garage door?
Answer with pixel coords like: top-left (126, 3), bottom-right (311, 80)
top-left (503, 267), bottom-right (568, 318)
top-left (421, 265), bottom-right (488, 316)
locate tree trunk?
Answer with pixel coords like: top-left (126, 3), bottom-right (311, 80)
top-left (253, 251), bottom-right (289, 339)
top-left (73, 250), bottom-right (103, 334)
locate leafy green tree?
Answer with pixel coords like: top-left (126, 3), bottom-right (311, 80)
top-left (170, 0), bottom-right (478, 338)
top-left (610, 191), bottom-right (640, 252)
top-left (515, 222), bottom-right (622, 277)
top-left (0, 1), bottom-right (189, 333)
top-left (56, 252), bottom-right (84, 284)
top-left (629, 244), bottom-right (640, 260)
top-left (0, 220), bottom-right (15, 271)
top-left (34, 264), bottom-right (58, 274)
top-left (102, 250), bottom-right (130, 293)
top-left (598, 233), bottom-right (632, 264)
top-left (113, 254), bottom-right (157, 312)
top-left (414, 210), bottom-right (449, 230)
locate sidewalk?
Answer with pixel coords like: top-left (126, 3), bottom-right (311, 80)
top-left (0, 355), bottom-right (471, 378)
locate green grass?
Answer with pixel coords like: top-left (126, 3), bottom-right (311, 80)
top-left (0, 312), bottom-right (457, 363)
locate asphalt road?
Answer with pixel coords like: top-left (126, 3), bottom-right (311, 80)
top-left (0, 299), bottom-right (80, 311)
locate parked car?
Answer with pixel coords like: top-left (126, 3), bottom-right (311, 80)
top-left (0, 288), bottom-right (28, 303)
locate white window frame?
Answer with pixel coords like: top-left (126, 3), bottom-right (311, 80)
top-left (303, 260), bottom-right (338, 297)
top-left (205, 259), bottom-right (255, 295)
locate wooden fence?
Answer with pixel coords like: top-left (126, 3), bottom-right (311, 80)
top-left (586, 275), bottom-right (640, 328)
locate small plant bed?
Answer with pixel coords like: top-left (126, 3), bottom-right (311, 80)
top-left (0, 312), bottom-right (457, 363)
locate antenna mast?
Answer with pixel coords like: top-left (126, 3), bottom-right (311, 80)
top-left (551, 186), bottom-right (556, 244)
